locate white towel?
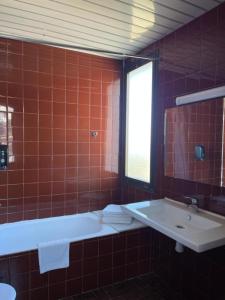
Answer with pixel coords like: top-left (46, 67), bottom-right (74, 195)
top-left (102, 216), bottom-right (133, 224)
top-left (103, 204), bottom-right (128, 217)
top-left (38, 239), bottom-right (70, 274)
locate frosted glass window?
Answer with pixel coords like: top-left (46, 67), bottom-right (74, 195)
top-left (125, 62), bottom-right (153, 183)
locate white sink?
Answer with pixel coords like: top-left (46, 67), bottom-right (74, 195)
top-left (123, 198), bottom-right (225, 252)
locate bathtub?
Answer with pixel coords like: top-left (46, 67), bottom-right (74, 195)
top-left (0, 212), bottom-right (118, 256)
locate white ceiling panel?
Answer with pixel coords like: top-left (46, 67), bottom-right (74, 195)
top-left (185, 0), bottom-right (218, 9)
top-left (0, 0), bottom-right (223, 58)
top-left (121, 0), bottom-right (193, 23)
top-left (0, 5), bottom-right (153, 43)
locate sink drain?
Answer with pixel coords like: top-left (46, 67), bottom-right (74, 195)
top-left (175, 225), bottom-right (185, 229)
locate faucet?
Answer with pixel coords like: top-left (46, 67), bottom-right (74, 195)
top-left (183, 196), bottom-right (199, 213)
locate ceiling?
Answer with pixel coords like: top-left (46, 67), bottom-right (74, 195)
top-left (0, 0), bottom-right (223, 57)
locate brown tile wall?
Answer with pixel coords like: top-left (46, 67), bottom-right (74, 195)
top-left (151, 231), bottom-right (225, 300)
top-left (0, 38), bottom-right (121, 223)
top-left (0, 228), bottom-right (151, 300)
top-left (122, 2), bottom-right (225, 216)
top-left (120, 3), bottom-right (225, 300)
top-left (165, 99), bottom-right (224, 186)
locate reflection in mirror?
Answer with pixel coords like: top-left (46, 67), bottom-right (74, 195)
top-left (0, 105), bottom-right (14, 163)
top-left (164, 98), bottom-right (224, 186)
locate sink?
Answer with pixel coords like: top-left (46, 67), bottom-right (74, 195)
top-left (0, 283), bottom-right (16, 300)
top-left (122, 198), bottom-right (225, 252)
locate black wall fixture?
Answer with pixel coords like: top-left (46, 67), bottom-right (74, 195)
top-left (0, 144), bottom-right (8, 169)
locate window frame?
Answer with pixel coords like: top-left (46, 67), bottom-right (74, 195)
top-left (120, 51), bottom-right (159, 192)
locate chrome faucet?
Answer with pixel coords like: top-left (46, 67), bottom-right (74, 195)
top-left (184, 196), bottom-right (199, 213)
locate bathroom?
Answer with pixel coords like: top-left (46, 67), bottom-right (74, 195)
top-left (1, 1), bottom-right (225, 299)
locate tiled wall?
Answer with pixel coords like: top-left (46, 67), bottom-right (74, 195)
top-left (120, 3), bottom-right (225, 300)
top-left (165, 99), bottom-right (224, 186)
top-left (122, 2), bottom-right (225, 215)
top-left (0, 228), bottom-right (151, 300)
top-left (0, 38), bottom-right (121, 223)
top-left (148, 229), bottom-right (225, 300)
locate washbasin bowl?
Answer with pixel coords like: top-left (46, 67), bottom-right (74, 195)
top-left (123, 198), bottom-right (225, 252)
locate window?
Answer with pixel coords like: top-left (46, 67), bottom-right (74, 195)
top-left (124, 60), bottom-right (156, 190)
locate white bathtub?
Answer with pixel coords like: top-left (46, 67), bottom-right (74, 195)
top-left (0, 212), bottom-right (118, 256)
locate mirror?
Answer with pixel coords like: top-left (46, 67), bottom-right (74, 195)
top-left (164, 98), bottom-right (225, 186)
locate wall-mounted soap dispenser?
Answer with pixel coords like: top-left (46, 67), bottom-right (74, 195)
top-left (0, 145), bottom-right (8, 169)
top-left (194, 145), bottom-right (205, 161)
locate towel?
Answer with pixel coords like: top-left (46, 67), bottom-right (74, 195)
top-left (102, 215), bottom-right (132, 224)
top-left (38, 239), bottom-right (70, 274)
top-left (103, 204), bottom-right (127, 217)
top-left (102, 204), bottom-right (132, 224)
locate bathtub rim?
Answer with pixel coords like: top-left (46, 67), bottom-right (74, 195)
top-left (0, 212), bottom-right (118, 256)
top-left (0, 211), bottom-right (99, 229)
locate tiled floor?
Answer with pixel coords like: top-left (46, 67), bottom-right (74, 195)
top-left (63, 274), bottom-right (168, 300)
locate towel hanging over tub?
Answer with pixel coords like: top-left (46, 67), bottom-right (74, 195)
top-left (38, 239), bottom-right (70, 274)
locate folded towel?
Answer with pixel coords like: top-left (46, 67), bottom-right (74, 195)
top-left (103, 204), bottom-right (128, 217)
top-left (38, 239), bottom-right (70, 274)
top-left (102, 216), bottom-right (133, 224)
